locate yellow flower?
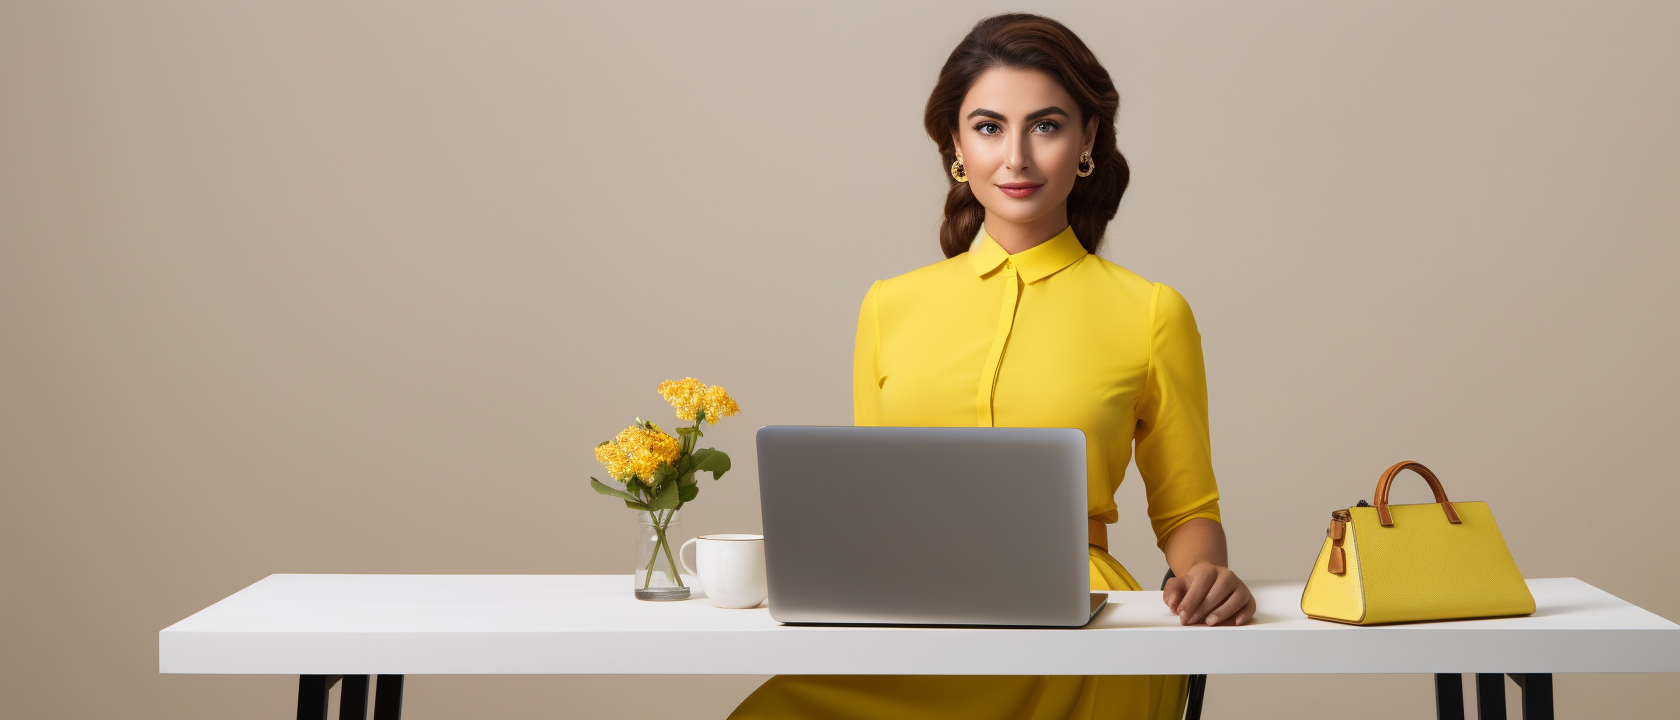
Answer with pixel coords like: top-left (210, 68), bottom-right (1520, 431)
top-left (594, 441), bottom-right (631, 482)
top-left (701, 384), bottom-right (740, 423)
top-left (658, 377), bottom-right (741, 424)
top-left (658, 377), bottom-right (706, 421)
top-left (595, 423), bottom-right (680, 486)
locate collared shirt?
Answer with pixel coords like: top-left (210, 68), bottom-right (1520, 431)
top-left (853, 223), bottom-right (1221, 561)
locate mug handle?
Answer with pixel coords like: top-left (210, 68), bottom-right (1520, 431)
top-left (678, 537), bottom-right (698, 577)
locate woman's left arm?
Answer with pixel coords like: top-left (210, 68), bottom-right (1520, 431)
top-left (1133, 283), bottom-right (1256, 627)
top-left (1162, 517), bottom-right (1256, 626)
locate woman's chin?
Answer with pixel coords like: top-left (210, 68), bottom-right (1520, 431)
top-left (982, 200), bottom-right (1059, 226)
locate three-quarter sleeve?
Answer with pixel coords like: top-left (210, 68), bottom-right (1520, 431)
top-left (852, 280), bottom-right (883, 426)
top-left (1133, 282), bottom-right (1222, 549)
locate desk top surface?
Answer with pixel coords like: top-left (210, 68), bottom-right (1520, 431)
top-left (159, 575), bottom-right (1680, 675)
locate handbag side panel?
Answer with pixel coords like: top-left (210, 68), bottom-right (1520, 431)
top-left (1300, 523), bottom-right (1367, 623)
top-left (1351, 502), bottom-right (1535, 624)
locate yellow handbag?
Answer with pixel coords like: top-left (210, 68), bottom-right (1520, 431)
top-left (1300, 460), bottom-right (1535, 625)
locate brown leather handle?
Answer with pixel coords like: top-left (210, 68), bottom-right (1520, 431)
top-left (1373, 460), bottom-right (1461, 527)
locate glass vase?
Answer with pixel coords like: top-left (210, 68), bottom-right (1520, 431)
top-left (633, 509), bottom-right (689, 601)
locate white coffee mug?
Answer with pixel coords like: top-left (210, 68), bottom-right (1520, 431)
top-left (678, 534), bottom-right (767, 609)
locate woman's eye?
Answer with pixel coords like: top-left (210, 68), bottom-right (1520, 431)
top-left (971, 120), bottom-right (1058, 135)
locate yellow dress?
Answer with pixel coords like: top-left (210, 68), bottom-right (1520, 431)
top-left (728, 224), bottom-right (1223, 720)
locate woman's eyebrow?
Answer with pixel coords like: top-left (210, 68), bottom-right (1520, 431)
top-left (965, 106), bottom-right (1069, 122)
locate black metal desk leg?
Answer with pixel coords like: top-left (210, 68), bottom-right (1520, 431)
top-left (374, 674), bottom-right (405, 720)
top-left (340, 675), bottom-right (370, 720)
top-left (1182, 674), bottom-right (1205, 720)
top-left (1507, 674), bottom-right (1554, 720)
top-left (1475, 673), bottom-right (1507, 719)
top-left (1435, 674), bottom-right (1465, 720)
top-left (297, 675), bottom-right (340, 720)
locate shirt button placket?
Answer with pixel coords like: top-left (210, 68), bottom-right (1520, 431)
top-left (977, 263), bottom-right (1021, 427)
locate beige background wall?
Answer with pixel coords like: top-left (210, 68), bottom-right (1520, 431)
top-left (3, 1), bottom-right (1676, 718)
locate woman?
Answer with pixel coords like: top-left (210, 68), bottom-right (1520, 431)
top-left (729, 13), bottom-right (1256, 720)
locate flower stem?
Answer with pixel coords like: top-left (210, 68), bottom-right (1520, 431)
top-left (640, 511), bottom-right (686, 590)
top-left (642, 533), bottom-right (660, 589)
top-left (639, 498), bottom-right (660, 590)
top-left (657, 522), bottom-right (685, 589)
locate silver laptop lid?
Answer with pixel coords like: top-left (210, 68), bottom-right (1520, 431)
top-left (756, 425), bottom-right (1093, 627)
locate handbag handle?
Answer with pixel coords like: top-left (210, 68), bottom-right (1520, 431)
top-left (1373, 460), bottom-right (1462, 527)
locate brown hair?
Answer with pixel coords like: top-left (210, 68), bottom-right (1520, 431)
top-left (924, 13), bottom-right (1129, 258)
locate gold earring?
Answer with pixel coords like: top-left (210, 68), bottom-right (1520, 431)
top-left (951, 157), bottom-right (968, 183)
top-left (1076, 150), bottom-right (1094, 178)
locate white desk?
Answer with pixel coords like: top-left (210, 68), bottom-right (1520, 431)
top-left (159, 575), bottom-right (1680, 719)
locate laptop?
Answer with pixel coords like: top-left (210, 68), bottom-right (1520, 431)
top-left (755, 425), bottom-right (1105, 627)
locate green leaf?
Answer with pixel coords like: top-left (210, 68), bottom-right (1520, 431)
top-left (678, 482), bottom-right (699, 503)
top-left (623, 499), bottom-right (651, 511)
top-left (689, 448), bottom-right (731, 480)
top-left (650, 461), bottom-right (676, 491)
top-left (591, 478), bottom-right (642, 504)
top-left (677, 470), bottom-right (697, 487)
top-left (648, 484), bottom-right (682, 510)
top-left (675, 425), bottom-right (703, 439)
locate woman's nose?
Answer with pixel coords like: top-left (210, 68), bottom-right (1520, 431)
top-left (1006, 129), bottom-right (1031, 171)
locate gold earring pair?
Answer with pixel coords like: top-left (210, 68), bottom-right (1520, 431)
top-left (951, 150), bottom-right (1094, 182)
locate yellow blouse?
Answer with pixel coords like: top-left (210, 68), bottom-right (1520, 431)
top-left (726, 224), bottom-right (1213, 720)
top-left (852, 223), bottom-right (1222, 553)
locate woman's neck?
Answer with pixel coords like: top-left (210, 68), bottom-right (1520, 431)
top-left (983, 207), bottom-right (1070, 254)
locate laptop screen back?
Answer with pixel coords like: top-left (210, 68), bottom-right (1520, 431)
top-left (756, 425), bottom-right (1091, 626)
